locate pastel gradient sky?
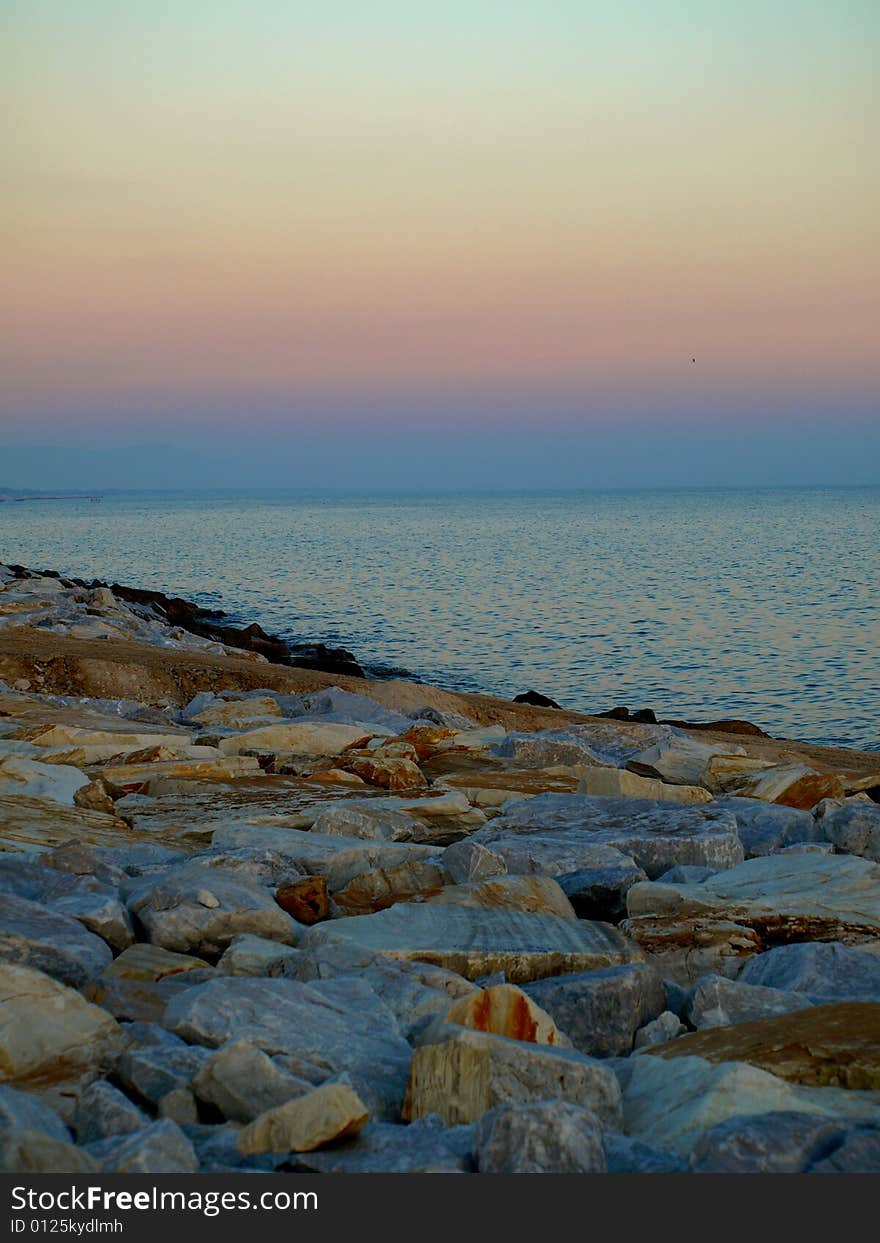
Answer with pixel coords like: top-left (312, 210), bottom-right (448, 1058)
top-left (3, 2), bottom-right (879, 488)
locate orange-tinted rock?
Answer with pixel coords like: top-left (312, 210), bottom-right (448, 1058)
top-left (333, 860), bottom-right (446, 915)
top-left (275, 876), bottom-right (330, 924)
top-left (446, 984), bottom-right (562, 1045)
top-left (735, 765), bottom-right (845, 809)
top-left (402, 726), bottom-right (458, 761)
top-left (73, 778), bottom-right (117, 815)
top-left (122, 745), bottom-right (178, 764)
top-left (306, 768), bottom-right (366, 787)
top-left (345, 756), bottom-right (427, 791)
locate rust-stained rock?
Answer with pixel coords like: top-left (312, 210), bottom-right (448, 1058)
top-left (275, 875), bottom-right (330, 924)
top-left (647, 1003), bottom-right (880, 1089)
top-left (333, 860), bottom-right (446, 915)
top-left (445, 983), bottom-right (563, 1045)
top-left (402, 726), bottom-right (459, 760)
top-left (306, 768), bottom-right (367, 787)
top-left (345, 755), bottom-right (427, 791)
top-left (236, 1080), bottom-right (369, 1154)
top-left (734, 764), bottom-right (845, 809)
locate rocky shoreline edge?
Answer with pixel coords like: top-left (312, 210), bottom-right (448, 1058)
top-left (1, 559), bottom-right (879, 1175)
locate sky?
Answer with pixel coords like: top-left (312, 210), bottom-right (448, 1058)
top-left (2, 1), bottom-right (879, 490)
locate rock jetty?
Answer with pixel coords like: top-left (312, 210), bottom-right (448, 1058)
top-left (1, 561), bottom-right (879, 1174)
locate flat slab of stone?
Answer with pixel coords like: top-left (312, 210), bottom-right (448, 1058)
top-left (217, 722), bottom-right (371, 757)
top-left (298, 903), bottom-right (642, 983)
top-left (647, 1002), bottom-right (880, 1088)
top-left (485, 794), bottom-right (743, 879)
top-left (237, 1081), bottom-right (369, 1154)
top-left (578, 767), bottom-right (712, 805)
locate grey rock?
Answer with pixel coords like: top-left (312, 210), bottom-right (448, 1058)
top-left (407, 706), bottom-right (476, 730)
top-left (809, 1125), bottom-right (880, 1172)
top-left (73, 1080), bottom-right (149, 1143)
top-left (633, 1010), bottom-right (687, 1048)
top-left (217, 934), bottom-right (304, 977)
top-left (86, 1118), bottom-right (199, 1173)
top-left (298, 1119), bottom-right (471, 1173)
top-left (0, 1084), bottom-right (69, 1141)
top-left (182, 1122), bottom-right (283, 1172)
top-left (442, 839), bottom-right (508, 884)
top-left (687, 973), bottom-right (815, 1029)
top-left (474, 1100), bottom-right (606, 1173)
top-left (655, 865), bottom-right (718, 884)
top-left (487, 795), bottom-right (744, 879)
top-left (818, 800), bottom-right (880, 863)
top-left (310, 802), bottom-right (424, 843)
top-left (164, 975), bottom-right (412, 1121)
top-left (739, 941), bottom-right (880, 1003)
top-left (279, 687), bottom-right (412, 733)
top-left (466, 831), bottom-right (636, 880)
top-left (0, 894), bottom-right (113, 987)
top-left (492, 732), bottom-right (605, 768)
top-left (713, 797), bottom-right (820, 857)
top-left (210, 825), bottom-right (439, 892)
top-left (558, 862), bottom-right (648, 921)
top-left (524, 964), bottom-right (666, 1057)
top-left (621, 1054), bottom-right (880, 1157)
top-left (116, 1039), bottom-right (210, 1105)
top-left (193, 1040), bottom-right (312, 1122)
top-left (603, 1132), bottom-right (687, 1173)
top-left (299, 903), bottom-right (642, 984)
top-left (186, 846), bottom-right (306, 888)
top-left (690, 1111), bottom-right (848, 1172)
top-left (128, 863), bottom-right (298, 957)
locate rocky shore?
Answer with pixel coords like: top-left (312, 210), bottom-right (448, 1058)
top-left (1, 561), bottom-right (879, 1174)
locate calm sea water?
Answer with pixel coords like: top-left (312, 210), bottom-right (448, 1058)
top-left (2, 488), bottom-right (878, 750)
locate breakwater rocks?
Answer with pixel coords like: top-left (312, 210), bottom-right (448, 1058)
top-left (1, 563), bottom-right (366, 677)
top-left (1, 563), bottom-right (880, 1174)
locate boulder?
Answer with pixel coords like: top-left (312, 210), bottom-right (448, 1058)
top-left (487, 795), bottom-right (743, 879)
top-left (116, 1038), bottom-right (210, 1105)
top-left (620, 1054), bottom-right (880, 1156)
top-left (299, 904), bottom-right (643, 983)
top-left (333, 860), bottom-right (446, 915)
top-left (809, 1125), bottom-right (880, 1172)
top-left (712, 797), bottom-right (820, 857)
top-left (402, 1026), bottom-right (622, 1127)
top-left (193, 1040), bottom-right (312, 1122)
top-left (524, 964), bottom-right (666, 1058)
top-left (0, 756), bottom-right (89, 805)
top-left (557, 861), bottom-right (648, 921)
top-left (128, 863), bottom-right (299, 957)
top-left (86, 1118), bottom-right (199, 1173)
top-left (0, 1131), bottom-right (99, 1173)
top-left (216, 934), bottom-right (303, 977)
top-left (818, 800), bottom-right (880, 863)
top-left (633, 1011), bottom-right (687, 1048)
top-left (217, 722), bottom-right (370, 757)
top-left (296, 1119), bottom-right (471, 1173)
top-left (738, 941), bottom-right (880, 1002)
top-left (445, 984), bottom-right (564, 1046)
top-left (651, 1004), bottom-right (880, 1093)
top-left (102, 942), bottom-right (211, 982)
top-left (309, 802), bottom-right (424, 842)
top-left (0, 893), bottom-right (113, 988)
top-left (164, 975), bottom-right (412, 1121)
top-left (577, 766), bottom-right (712, 805)
top-left (689, 1110), bottom-right (852, 1173)
top-left (0, 1083), bottom-right (70, 1141)
top-left (422, 875), bottom-right (577, 919)
top-left (475, 1101), bottom-right (606, 1173)
top-left (687, 973), bottom-right (815, 1029)
top-left (0, 963), bottom-right (126, 1087)
top-left (492, 732), bottom-right (604, 768)
top-left (0, 855), bottom-right (133, 953)
top-left (625, 855), bottom-right (880, 959)
top-left (237, 1080), bottom-right (369, 1155)
top-left (193, 697), bottom-right (282, 728)
top-left (733, 765), bottom-right (845, 809)
top-left (344, 756), bottom-right (427, 791)
top-left (210, 825), bottom-right (440, 892)
top-left (603, 1132), bottom-right (686, 1173)
top-left (628, 735), bottom-right (748, 787)
top-left (73, 1080), bottom-right (149, 1143)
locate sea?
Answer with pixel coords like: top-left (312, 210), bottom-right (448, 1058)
top-left (2, 486), bottom-right (878, 751)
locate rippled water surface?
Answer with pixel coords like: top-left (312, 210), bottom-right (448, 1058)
top-left (2, 488), bottom-right (878, 749)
